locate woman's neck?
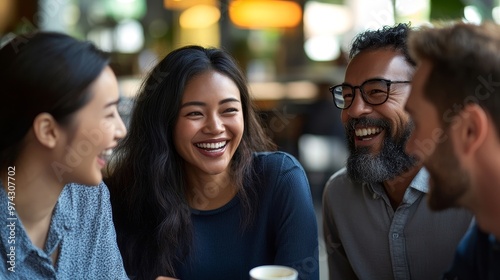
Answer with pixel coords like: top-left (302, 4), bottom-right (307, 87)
top-left (1, 156), bottom-right (64, 250)
top-left (185, 170), bottom-right (237, 211)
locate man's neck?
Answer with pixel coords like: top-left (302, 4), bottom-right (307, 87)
top-left (382, 166), bottom-right (421, 210)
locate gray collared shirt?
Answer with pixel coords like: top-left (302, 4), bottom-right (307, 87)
top-left (322, 168), bottom-right (473, 280)
top-left (0, 182), bottom-right (128, 279)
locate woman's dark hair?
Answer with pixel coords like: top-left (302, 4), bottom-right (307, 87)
top-left (106, 45), bottom-right (275, 278)
top-left (0, 32), bottom-right (110, 168)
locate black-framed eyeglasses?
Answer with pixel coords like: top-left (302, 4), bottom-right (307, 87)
top-left (329, 78), bottom-right (411, 109)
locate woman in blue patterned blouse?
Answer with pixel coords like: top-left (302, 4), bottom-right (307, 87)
top-left (0, 32), bottom-right (128, 278)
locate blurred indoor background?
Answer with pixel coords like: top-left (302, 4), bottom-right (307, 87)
top-left (1, 1), bottom-right (499, 277)
top-left (2, 0), bottom-right (498, 196)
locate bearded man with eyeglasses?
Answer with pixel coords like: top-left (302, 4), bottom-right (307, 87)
top-left (322, 23), bottom-right (473, 280)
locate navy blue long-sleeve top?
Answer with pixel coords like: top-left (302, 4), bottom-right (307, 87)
top-left (175, 151), bottom-right (319, 280)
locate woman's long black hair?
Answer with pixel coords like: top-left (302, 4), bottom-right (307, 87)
top-left (106, 45), bottom-right (275, 279)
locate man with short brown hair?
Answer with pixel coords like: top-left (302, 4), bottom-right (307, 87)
top-left (406, 21), bottom-right (500, 279)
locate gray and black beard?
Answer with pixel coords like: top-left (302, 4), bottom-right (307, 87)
top-left (345, 117), bottom-right (417, 183)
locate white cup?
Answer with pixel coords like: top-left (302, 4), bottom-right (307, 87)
top-left (249, 265), bottom-right (298, 280)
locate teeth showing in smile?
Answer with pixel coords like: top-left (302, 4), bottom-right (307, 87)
top-left (99, 149), bottom-right (113, 161)
top-left (355, 127), bottom-right (381, 137)
top-left (196, 141), bottom-right (227, 150)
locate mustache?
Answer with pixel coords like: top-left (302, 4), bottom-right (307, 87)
top-left (345, 117), bottom-right (391, 133)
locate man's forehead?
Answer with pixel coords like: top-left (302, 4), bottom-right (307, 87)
top-left (344, 49), bottom-right (412, 83)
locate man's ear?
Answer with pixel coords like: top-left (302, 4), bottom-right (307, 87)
top-left (32, 113), bottom-right (59, 149)
top-left (454, 104), bottom-right (488, 156)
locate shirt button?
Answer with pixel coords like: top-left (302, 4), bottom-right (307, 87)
top-left (372, 193), bottom-right (379, 199)
top-left (392, 233), bottom-right (399, 239)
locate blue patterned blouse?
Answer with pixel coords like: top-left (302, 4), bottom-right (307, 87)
top-left (0, 182), bottom-right (128, 279)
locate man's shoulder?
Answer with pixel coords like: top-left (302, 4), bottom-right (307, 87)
top-left (323, 167), bottom-right (360, 197)
top-left (443, 222), bottom-right (495, 279)
top-left (325, 168), bottom-right (350, 188)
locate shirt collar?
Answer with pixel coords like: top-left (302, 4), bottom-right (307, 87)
top-left (409, 168), bottom-right (429, 193)
top-left (44, 186), bottom-right (76, 255)
top-left (0, 181), bottom-right (75, 264)
top-left (365, 167), bottom-right (429, 202)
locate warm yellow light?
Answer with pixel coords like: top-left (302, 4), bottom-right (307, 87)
top-left (180, 5), bottom-right (220, 28)
top-left (164, 0), bottom-right (216, 10)
top-left (229, 0), bottom-right (302, 29)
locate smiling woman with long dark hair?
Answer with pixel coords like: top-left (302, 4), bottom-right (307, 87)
top-left (106, 45), bottom-right (319, 280)
top-left (0, 32), bottom-right (128, 278)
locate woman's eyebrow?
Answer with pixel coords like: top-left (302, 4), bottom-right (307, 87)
top-left (180, 98), bottom-right (241, 108)
top-left (104, 98), bottom-right (120, 108)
